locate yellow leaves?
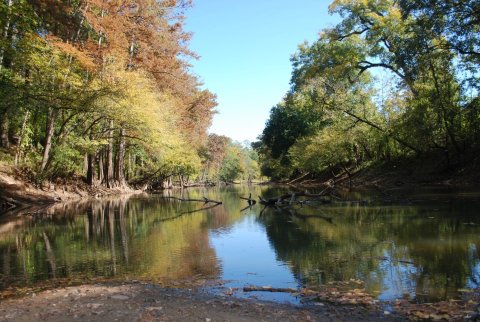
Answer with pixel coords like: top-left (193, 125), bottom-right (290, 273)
top-left (97, 61), bottom-right (178, 147)
top-left (329, 0), bottom-right (405, 33)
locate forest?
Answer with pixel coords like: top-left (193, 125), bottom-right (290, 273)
top-left (1, 0), bottom-right (479, 189)
top-left (255, 0), bottom-right (480, 181)
top-left (0, 0), bottom-right (259, 189)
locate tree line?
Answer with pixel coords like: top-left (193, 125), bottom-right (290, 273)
top-left (255, 0), bottom-right (480, 180)
top-left (0, 0), bottom-right (258, 188)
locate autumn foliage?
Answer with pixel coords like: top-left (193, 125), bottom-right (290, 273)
top-left (0, 0), bottom-right (217, 187)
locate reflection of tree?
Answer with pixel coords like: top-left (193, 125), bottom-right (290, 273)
top-left (2, 187), bottom-right (478, 302)
top-left (119, 199), bottom-right (129, 264)
top-left (42, 232), bottom-right (56, 278)
top-left (258, 200), bottom-right (480, 301)
top-left (107, 202), bottom-right (117, 275)
top-left (0, 193), bottom-right (223, 289)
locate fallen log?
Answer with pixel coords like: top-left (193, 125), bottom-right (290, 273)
top-left (259, 187), bottom-right (333, 206)
top-left (243, 286), bottom-right (298, 293)
top-left (287, 172), bottom-right (311, 185)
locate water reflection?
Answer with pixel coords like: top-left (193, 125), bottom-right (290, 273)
top-left (257, 190), bottom-right (480, 301)
top-left (0, 193), bottom-right (223, 288)
top-left (0, 186), bottom-right (479, 302)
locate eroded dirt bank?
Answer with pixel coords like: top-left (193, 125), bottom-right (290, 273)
top-left (0, 165), bottom-right (143, 212)
top-left (0, 282), bottom-right (404, 322)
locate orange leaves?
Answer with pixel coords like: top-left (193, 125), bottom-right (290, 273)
top-left (45, 36), bottom-right (96, 71)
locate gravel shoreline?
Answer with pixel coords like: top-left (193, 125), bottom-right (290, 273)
top-left (0, 282), bottom-right (404, 322)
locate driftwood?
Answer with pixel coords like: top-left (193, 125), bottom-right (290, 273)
top-left (287, 172), bottom-right (311, 185)
top-left (243, 286), bottom-right (298, 293)
top-left (239, 193), bottom-right (256, 212)
top-left (161, 196), bottom-right (222, 205)
top-left (240, 193), bottom-right (256, 205)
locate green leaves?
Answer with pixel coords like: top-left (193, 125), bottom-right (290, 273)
top-left (259, 0), bottom-right (480, 180)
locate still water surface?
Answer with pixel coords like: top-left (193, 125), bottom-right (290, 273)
top-left (0, 186), bottom-right (479, 303)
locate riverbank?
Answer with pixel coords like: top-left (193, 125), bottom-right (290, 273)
top-left (1, 281), bottom-right (478, 321)
top-left (290, 153), bottom-right (480, 192)
top-left (1, 175), bottom-right (480, 321)
top-left (0, 282), bottom-right (403, 321)
top-left (0, 163), bottom-right (142, 212)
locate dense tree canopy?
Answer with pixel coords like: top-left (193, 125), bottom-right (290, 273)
top-left (0, 0), bottom-right (220, 188)
top-left (257, 0), bottom-right (480, 180)
top-left (200, 134), bottom-right (260, 183)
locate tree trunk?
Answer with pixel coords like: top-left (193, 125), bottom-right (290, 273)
top-left (98, 151), bottom-right (104, 183)
top-left (127, 151), bottom-right (132, 180)
top-left (14, 111), bottom-right (29, 165)
top-left (41, 108), bottom-right (56, 172)
top-left (0, 0), bottom-right (13, 72)
top-left (115, 128), bottom-right (126, 187)
top-left (83, 153), bottom-right (88, 176)
top-left (86, 152), bottom-right (96, 186)
top-left (105, 120), bottom-right (114, 187)
top-left (0, 113), bottom-right (9, 148)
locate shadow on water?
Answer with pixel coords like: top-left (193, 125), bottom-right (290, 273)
top-left (0, 185), bottom-right (479, 303)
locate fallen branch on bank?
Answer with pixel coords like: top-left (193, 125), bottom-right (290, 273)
top-left (258, 187), bottom-right (333, 206)
top-left (161, 196), bottom-right (222, 205)
top-left (243, 286), bottom-right (298, 293)
top-left (287, 172), bottom-right (311, 185)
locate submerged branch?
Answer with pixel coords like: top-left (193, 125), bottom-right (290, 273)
top-left (180, 203), bottom-right (222, 215)
top-left (240, 193), bottom-right (256, 205)
top-left (161, 196), bottom-right (222, 205)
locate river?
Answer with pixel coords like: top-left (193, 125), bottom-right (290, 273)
top-left (0, 185), bottom-right (479, 303)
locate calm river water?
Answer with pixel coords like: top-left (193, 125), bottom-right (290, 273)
top-left (0, 185), bottom-right (479, 303)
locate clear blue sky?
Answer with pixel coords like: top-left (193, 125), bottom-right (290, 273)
top-left (185, 1), bottom-right (339, 142)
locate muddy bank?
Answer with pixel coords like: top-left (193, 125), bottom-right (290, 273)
top-left (0, 282), bottom-right (404, 322)
top-left (0, 165), bottom-right (143, 212)
top-left (288, 155), bottom-right (480, 192)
